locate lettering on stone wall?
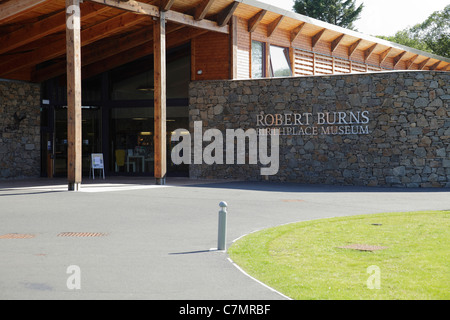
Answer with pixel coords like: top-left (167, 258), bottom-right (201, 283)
top-left (256, 110), bottom-right (370, 136)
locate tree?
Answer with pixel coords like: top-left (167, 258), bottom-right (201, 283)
top-left (377, 5), bottom-right (449, 58)
top-left (377, 30), bottom-right (429, 53)
top-left (293, 0), bottom-right (364, 30)
top-left (411, 4), bottom-right (449, 58)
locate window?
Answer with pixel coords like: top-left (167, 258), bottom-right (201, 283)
top-left (251, 40), bottom-right (265, 78)
top-left (269, 45), bottom-right (292, 77)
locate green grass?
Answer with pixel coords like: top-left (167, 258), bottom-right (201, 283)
top-left (228, 211), bottom-right (450, 300)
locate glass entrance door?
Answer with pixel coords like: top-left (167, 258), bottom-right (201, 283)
top-left (53, 106), bottom-right (101, 176)
top-left (109, 106), bottom-right (189, 176)
top-left (110, 107), bottom-right (154, 174)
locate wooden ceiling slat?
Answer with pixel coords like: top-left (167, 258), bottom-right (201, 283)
top-left (0, 12), bottom-right (149, 77)
top-left (0, 2), bottom-right (110, 55)
top-left (82, 27), bottom-right (208, 79)
top-left (0, 0), bottom-right (51, 23)
top-left (32, 23), bottom-right (186, 82)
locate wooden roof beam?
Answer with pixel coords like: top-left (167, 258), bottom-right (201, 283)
top-left (267, 15), bottom-right (284, 38)
top-left (379, 47), bottom-right (392, 65)
top-left (0, 0), bottom-right (51, 22)
top-left (248, 9), bottom-right (267, 32)
top-left (86, 0), bottom-right (228, 33)
top-left (0, 12), bottom-right (149, 77)
top-left (166, 10), bottom-right (228, 33)
top-left (393, 51), bottom-right (407, 68)
top-left (364, 43), bottom-right (377, 62)
top-left (195, 0), bottom-right (215, 21)
top-left (419, 57), bottom-right (431, 70)
top-left (290, 22), bottom-right (305, 43)
top-left (311, 28), bottom-right (326, 49)
top-left (86, 0), bottom-right (159, 16)
top-left (429, 61), bottom-right (441, 70)
top-left (348, 39), bottom-right (362, 57)
top-left (406, 54), bottom-right (419, 70)
top-left (32, 24), bottom-right (186, 82)
top-left (0, 2), bottom-right (110, 55)
top-left (81, 27), bottom-right (209, 80)
top-left (217, 1), bottom-right (239, 27)
top-left (161, 0), bottom-right (176, 12)
top-left (331, 34), bottom-right (345, 53)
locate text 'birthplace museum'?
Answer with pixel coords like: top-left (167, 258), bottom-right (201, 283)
top-left (0, 0), bottom-right (449, 189)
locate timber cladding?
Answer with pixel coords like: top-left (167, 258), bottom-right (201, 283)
top-left (232, 16), bottom-right (433, 81)
top-left (191, 32), bottom-right (230, 81)
top-left (188, 71), bottom-right (450, 188)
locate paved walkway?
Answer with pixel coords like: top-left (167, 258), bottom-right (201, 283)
top-left (0, 177), bottom-right (449, 300)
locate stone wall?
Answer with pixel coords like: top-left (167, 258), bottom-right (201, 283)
top-left (188, 71), bottom-right (450, 188)
top-left (0, 80), bottom-right (41, 179)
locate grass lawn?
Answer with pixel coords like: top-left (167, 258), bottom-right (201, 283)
top-left (228, 210), bottom-right (450, 300)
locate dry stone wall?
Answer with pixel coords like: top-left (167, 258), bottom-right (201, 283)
top-left (0, 80), bottom-right (41, 179)
top-left (188, 71), bottom-right (450, 188)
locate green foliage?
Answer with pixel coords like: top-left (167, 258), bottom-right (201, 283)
top-left (293, 0), bottom-right (364, 30)
top-left (378, 31), bottom-right (430, 53)
top-left (377, 5), bottom-right (449, 58)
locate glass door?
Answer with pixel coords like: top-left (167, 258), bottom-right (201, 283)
top-left (53, 105), bottom-right (101, 176)
top-left (110, 107), bottom-right (154, 174)
top-left (109, 106), bottom-right (189, 176)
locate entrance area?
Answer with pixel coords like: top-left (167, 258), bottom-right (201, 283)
top-left (40, 45), bottom-right (190, 178)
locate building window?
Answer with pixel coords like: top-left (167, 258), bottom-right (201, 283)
top-left (269, 45), bottom-right (292, 77)
top-left (251, 40), bottom-right (265, 78)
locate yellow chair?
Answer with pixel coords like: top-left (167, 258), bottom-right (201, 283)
top-left (115, 149), bottom-right (126, 172)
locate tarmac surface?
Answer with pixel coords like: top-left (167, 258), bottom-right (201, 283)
top-left (0, 177), bottom-right (449, 300)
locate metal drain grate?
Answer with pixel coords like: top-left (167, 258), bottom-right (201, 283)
top-left (57, 232), bottom-right (108, 237)
top-left (338, 244), bottom-right (388, 252)
top-left (0, 233), bottom-right (35, 239)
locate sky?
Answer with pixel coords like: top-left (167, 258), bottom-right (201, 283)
top-left (256, 0), bottom-right (449, 37)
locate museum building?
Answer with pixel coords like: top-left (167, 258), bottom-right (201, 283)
top-left (0, 0), bottom-right (449, 189)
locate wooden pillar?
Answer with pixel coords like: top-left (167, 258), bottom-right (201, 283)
top-left (66, 0), bottom-right (82, 191)
top-left (153, 11), bottom-right (167, 185)
top-left (230, 16), bottom-right (237, 79)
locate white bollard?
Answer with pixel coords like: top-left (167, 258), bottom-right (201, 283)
top-left (217, 201), bottom-right (228, 251)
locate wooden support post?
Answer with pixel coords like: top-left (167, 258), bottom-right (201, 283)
top-left (230, 16), bottom-right (237, 79)
top-left (154, 11), bottom-right (167, 185)
top-left (66, 0), bottom-right (82, 191)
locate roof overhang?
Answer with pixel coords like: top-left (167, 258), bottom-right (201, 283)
top-left (0, 0), bottom-right (448, 82)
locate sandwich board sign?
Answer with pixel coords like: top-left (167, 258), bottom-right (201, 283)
top-left (90, 153), bottom-right (105, 179)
